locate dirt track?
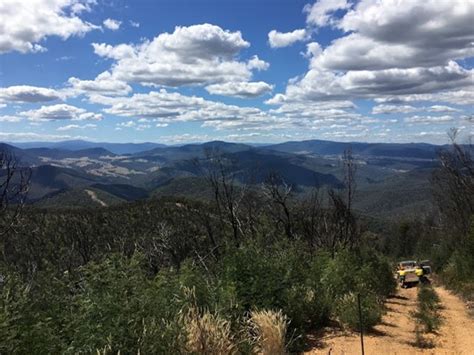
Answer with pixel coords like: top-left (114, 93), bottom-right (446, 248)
top-left (85, 189), bottom-right (108, 207)
top-left (306, 286), bottom-right (474, 354)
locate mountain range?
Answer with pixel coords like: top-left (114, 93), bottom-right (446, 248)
top-left (1, 139), bottom-right (446, 219)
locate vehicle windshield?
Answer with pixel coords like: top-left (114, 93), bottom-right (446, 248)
top-left (400, 261), bottom-right (417, 268)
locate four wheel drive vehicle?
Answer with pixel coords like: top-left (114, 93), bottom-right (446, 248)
top-left (419, 260), bottom-right (432, 275)
top-left (396, 260), bottom-right (431, 288)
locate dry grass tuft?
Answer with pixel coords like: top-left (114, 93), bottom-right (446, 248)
top-left (249, 309), bottom-right (288, 355)
top-left (182, 306), bottom-right (236, 355)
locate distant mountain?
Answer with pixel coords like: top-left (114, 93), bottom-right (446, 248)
top-left (227, 150), bottom-right (342, 187)
top-left (1, 139), bottom-right (451, 216)
top-left (10, 140), bottom-right (167, 155)
top-left (0, 143), bottom-right (41, 165)
top-left (265, 139), bottom-right (442, 159)
top-left (136, 140), bottom-right (252, 161)
top-left (24, 147), bottom-right (115, 159)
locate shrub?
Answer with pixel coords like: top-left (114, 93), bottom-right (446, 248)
top-left (249, 309), bottom-right (288, 355)
top-left (413, 285), bottom-right (442, 333)
top-left (334, 292), bottom-right (383, 331)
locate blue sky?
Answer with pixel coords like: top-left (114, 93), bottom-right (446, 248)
top-left (0, 0), bottom-right (472, 144)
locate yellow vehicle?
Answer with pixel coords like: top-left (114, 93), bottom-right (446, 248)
top-left (396, 260), bottom-right (431, 288)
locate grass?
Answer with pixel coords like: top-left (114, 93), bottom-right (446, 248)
top-left (249, 310), bottom-right (288, 355)
top-left (182, 307), bottom-right (236, 355)
top-left (412, 285), bottom-right (442, 335)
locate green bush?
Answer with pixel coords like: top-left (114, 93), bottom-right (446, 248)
top-left (0, 268), bottom-right (69, 354)
top-left (0, 239), bottom-right (395, 353)
top-left (334, 292), bottom-right (383, 331)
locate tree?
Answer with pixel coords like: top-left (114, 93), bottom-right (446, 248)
top-left (262, 172), bottom-right (294, 240)
top-left (432, 128), bottom-right (474, 238)
top-left (0, 149), bottom-right (30, 237)
top-left (198, 148), bottom-right (245, 247)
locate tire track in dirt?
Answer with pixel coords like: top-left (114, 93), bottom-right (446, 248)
top-left (432, 286), bottom-right (474, 354)
top-left (306, 286), bottom-right (474, 354)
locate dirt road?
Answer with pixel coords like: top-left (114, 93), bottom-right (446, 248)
top-left (85, 189), bottom-right (108, 207)
top-left (306, 286), bottom-right (474, 354)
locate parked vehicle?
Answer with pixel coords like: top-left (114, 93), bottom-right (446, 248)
top-left (396, 260), bottom-right (431, 288)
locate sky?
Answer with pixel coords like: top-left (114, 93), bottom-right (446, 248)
top-left (0, 0), bottom-right (472, 145)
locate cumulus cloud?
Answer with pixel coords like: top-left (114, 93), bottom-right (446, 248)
top-left (272, 0), bottom-right (474, 105)
top-left (372, 105), bottom-right (418, 115)
top-left (404, 115), bottom-right (454, 124)
top-left (339, 0), bottom-right (474, 61)
top-left (0, 0), bottom-right (99, 54)
top-left (0, 115), bottom-right (22, 122)
top-left (116, 120), bottom-right (152, 131)
top-left (304, 0), bottom-right (351, 27)
top-left (268, 29), bottom-right (308, 48)
top-left (92, 89), bottom-right (265, 122)
top-left (89, 90), bottom-right (294, 132)
top-left (0, 132), bottom-right (88, 142)
top-left (428, 105), bottom-right (461, 113)
top-left (57, 123), bottom-right (97, 131)
top-left (67, 71), bottom-right (132, 96)
top-left (268, 100), bottom-right (363, 131)
top-left (91, 24), bottom-right (268, 87)
top-left (21, 104), bottom-right (103, 121)
top-left (279, 61), bottom-right (472, 102)
top-left (205, 81), bottom-right (273, 98)
top-left (0, 85), bottom-right (63, 103)
top-left (375, 89), bottom-right (474, 106)
top-left (103, 18), bottom-right (121, 31)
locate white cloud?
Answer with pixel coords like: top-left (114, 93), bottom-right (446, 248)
top-left (103, 18), bottom-right (121, 31)
top-left (0, 85), bottom-right (63, 103)
top-left (428, 105), bottom-right (461, 113)
top-left (372, 104), bottom-right (418, 115)
top-left (272, 0), bottom-right (474, 105)
top-left (375, 89), bottom-right (474, 106)
top-left (116, 120), bottom-right (151, 131)
top-left (304, 42), bottom-right (323, 58)
top-left (283, 61), bottom-right (472, 101)
top-left (404, 115), bottom-right (454, 124)
top-left (67, 71), bottom-right (132, 96)
top-left (0, 0), bottom-right (99, 54)
top-left (21, 104), bottom-right (103, 121)
top-left (92, 89), bottom-right (266, 122)
top-left (0, 115), bottom-right (22, 122)
top-left (129, 21), bottom-right (140, 28)
top-left (57, 123), bottom-right (97, 131)
top-left (267, 100), bottom-right (363, 131)
top-left (89, 89), bottom-right (293, 132)
top-left (92, 24), bottom-right (268, 87)
top-left (246, 55), bottom-right (270, 71)
top-left (372, 104), bottom-right (463, 115)
top-left (304, 0), bottom-right (351, 27)
top-left (268, 29), bottom-right (308, 48)
top-left (0, 132), bottom-right (88, 142)
top-left (206, 81), bottom-right (273, 98)
top-left (339, 0), bottom-right (474, 63)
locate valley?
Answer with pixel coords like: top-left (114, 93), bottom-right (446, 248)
top-left (2, 139), bottom-right (442, 219)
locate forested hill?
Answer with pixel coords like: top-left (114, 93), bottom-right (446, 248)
top-left (0, 139), bottom-right (445, 218)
